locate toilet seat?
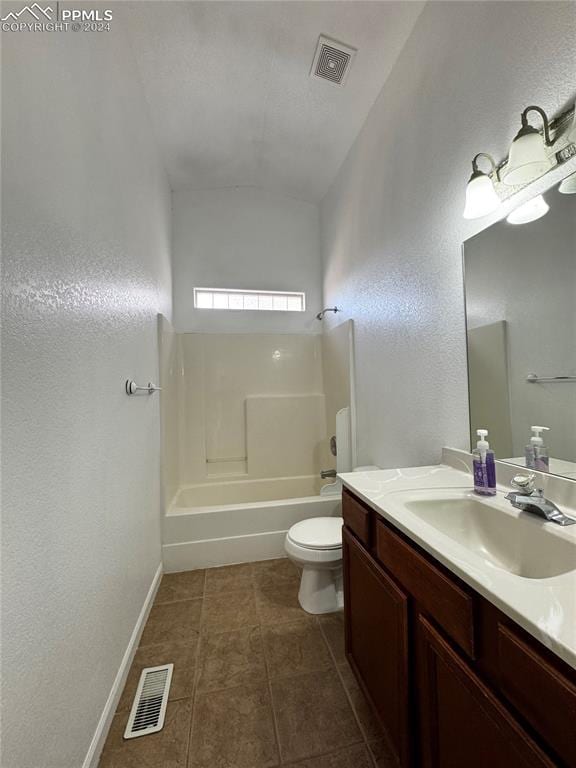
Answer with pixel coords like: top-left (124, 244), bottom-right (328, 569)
top-left (285, 517), bottom-right (344, 614)
top-left (287, 517), bottom-right (343, 550)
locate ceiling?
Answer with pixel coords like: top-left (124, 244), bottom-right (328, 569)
top-left (123, 1), bottom-right (424, 202)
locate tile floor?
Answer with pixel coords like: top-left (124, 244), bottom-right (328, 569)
top-left (99, 559), bottom-right (399, 768)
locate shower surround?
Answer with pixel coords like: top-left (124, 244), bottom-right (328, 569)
top-left (158, 316), bottom-right (352, 570)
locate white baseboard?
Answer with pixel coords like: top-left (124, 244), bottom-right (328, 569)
top-left (82, 562), bottom-right (163, 768)
top-left (162, 530), bottom-right (288, 572)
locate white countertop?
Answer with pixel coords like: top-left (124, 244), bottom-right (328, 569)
top-left (339, 462), bottom-right (576, 671)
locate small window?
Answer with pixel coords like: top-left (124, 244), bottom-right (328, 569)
top-left (193, 288), bottom-right (306, 312)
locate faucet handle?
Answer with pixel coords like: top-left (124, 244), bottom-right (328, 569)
top-left (511, 474), bottom-right (536, 493)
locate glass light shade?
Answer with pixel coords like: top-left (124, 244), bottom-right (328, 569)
top-left (503, 131), bottom-right (553, 186)
top-left (462, 173), bottom-right (500, 219)
top-left (559, 172), bottom-right (576, 194)
top-left (506, 194), bottom-right (549, 225)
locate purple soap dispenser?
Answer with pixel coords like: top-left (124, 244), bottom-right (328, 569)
top-left (472, 429), bottom-right (496, 496)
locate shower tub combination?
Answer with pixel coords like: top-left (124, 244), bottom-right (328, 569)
top-left (162, 474), bottom-right (341, 572)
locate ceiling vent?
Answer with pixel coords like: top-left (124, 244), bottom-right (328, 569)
top-left (311, 35), bottom-right (356, 86)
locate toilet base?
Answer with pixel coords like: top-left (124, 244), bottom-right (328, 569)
top-left (298, 565), bottom-right (343, 614)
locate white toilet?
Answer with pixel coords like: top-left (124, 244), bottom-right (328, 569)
top-left (285, 517), bottom-right (344, 614)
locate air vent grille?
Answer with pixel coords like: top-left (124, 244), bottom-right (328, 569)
top-left (124, 664), bottom-right (173, 739)
top-left (316, 44), bottom-right (349, 83)
top-left (311, 36), bottom-right (356, 86)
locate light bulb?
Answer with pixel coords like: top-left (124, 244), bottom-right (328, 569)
top-left (559, 172), bottom-right (576, 194)
top-left (463, 172), bottom-right (500, 219)
top-left (506, 194), bottom-right (549, 225)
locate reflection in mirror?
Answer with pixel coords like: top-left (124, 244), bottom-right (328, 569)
top-left (463, 178), bottom-right (576, 480)
top-left (321, 319), bottom-right (356, 486)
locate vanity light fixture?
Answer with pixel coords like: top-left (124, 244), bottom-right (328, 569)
top-left (502, 106), bottom-right (554, 186)
top-left (506, 194), bottom-right (549, 225)
top-left (462, 153), bottom-right (501, 219)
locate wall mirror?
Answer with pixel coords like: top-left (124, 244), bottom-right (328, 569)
top-left (463, 170), bottom-right (576, 480)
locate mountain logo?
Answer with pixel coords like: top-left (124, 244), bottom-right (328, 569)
top-left (1, 3), bottom-right (53, 21)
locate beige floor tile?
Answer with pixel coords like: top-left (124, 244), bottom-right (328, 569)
top-left (140, 599), bottom-right (202, 648)
top-left (189, 683), bottom-right (279, 768)
top-left (338, 663), bottom-right (383, 740)
top-left (285, 743), bottom-right (374, 767)
top-left (317, 612), bottom-right (346, 665)
top-left (262, 619), bottom-right (333, 679)
top-left (204, 563), bottom-right (254, 594)
top-left (255, 584), bottom-right (306, 626)
top-left (196, 625), bottom-right (267, 692)
top-left (99, 698), bottom-right (191, 768)
top-left (117, 640), bottom-right (198, 712)
top-left (201, 589), bottom-right (259, 634)
top-left (270, 669), bottom-right (362, 764)
top-left (103, 558), bottom-right (387, 768)
top-left (252, 558), bottom-right (300, 589)
top-left (155, 571), bottom-right (205, 605)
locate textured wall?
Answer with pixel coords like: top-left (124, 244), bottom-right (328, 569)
top-left (172, 187), bottom-right (322, 333)
top-left (320, 1), bottom-right (576, 470)
top-left (1, 18), bottom-right (171, 768)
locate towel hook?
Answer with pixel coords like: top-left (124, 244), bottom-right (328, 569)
top-left (125, 380), bottom-right (162, 395)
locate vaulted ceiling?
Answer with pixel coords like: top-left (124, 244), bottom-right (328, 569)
top-left (123, 1), bottom-right (424, 202)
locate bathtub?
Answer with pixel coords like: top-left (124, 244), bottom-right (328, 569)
top-left (162, 475), bottom-right (342, 572)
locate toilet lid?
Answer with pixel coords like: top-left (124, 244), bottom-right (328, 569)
top-left (288, 517), bottom-right (343, 550)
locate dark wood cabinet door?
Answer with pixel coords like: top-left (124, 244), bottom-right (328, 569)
top-left (343, 526), bottom-right (410, 767)
top-left (418, 615), bottom-right (557, 768)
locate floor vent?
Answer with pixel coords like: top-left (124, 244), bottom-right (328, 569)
top-left (311, 35), bottom-right (356, 86)
top-left (124, 664), bottom-right (173, 740)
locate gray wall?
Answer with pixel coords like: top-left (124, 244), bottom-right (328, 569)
top-left (172, 187), bottom-right (322, 333)
top-left (1, 16), bottom-right (172, 768)
top-left (320, 0), bottom-right (576, 469)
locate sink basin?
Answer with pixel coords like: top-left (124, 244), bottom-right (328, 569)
top-left (392, 490), bottom-right (576, 579)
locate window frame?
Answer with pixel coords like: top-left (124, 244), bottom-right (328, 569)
top-left (193, 287), bottom-right (306, 313)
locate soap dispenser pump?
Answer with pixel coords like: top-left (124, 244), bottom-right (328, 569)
top-left (525, 426), bottom-right (550, 472)
top-left (472, 428), bottom-right (496, 496)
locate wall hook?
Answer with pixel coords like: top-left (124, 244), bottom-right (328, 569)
top-left (125, 380), bottom-right (162, 395)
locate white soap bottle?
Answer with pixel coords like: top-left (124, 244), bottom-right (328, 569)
top-left (525, 426), bottom-right (550, 472)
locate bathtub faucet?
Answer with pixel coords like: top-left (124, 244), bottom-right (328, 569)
top-left (320, 469), bottom-right (337, 479)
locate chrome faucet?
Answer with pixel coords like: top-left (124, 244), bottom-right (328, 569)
top-left (320, 469), bottom-right (337, 479)
top-left (505, 475), bottom-right (576, 526)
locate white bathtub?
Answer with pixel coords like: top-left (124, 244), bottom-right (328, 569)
top-left (162, 475), bottom-right (341, 572)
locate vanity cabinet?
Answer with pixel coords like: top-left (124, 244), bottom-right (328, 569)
top-left (342, 488), bottom-right (576, 768)
top-left (342, 527), bottom-right (410, 767)
top-left (418, 616), bottom-right (555, 768)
